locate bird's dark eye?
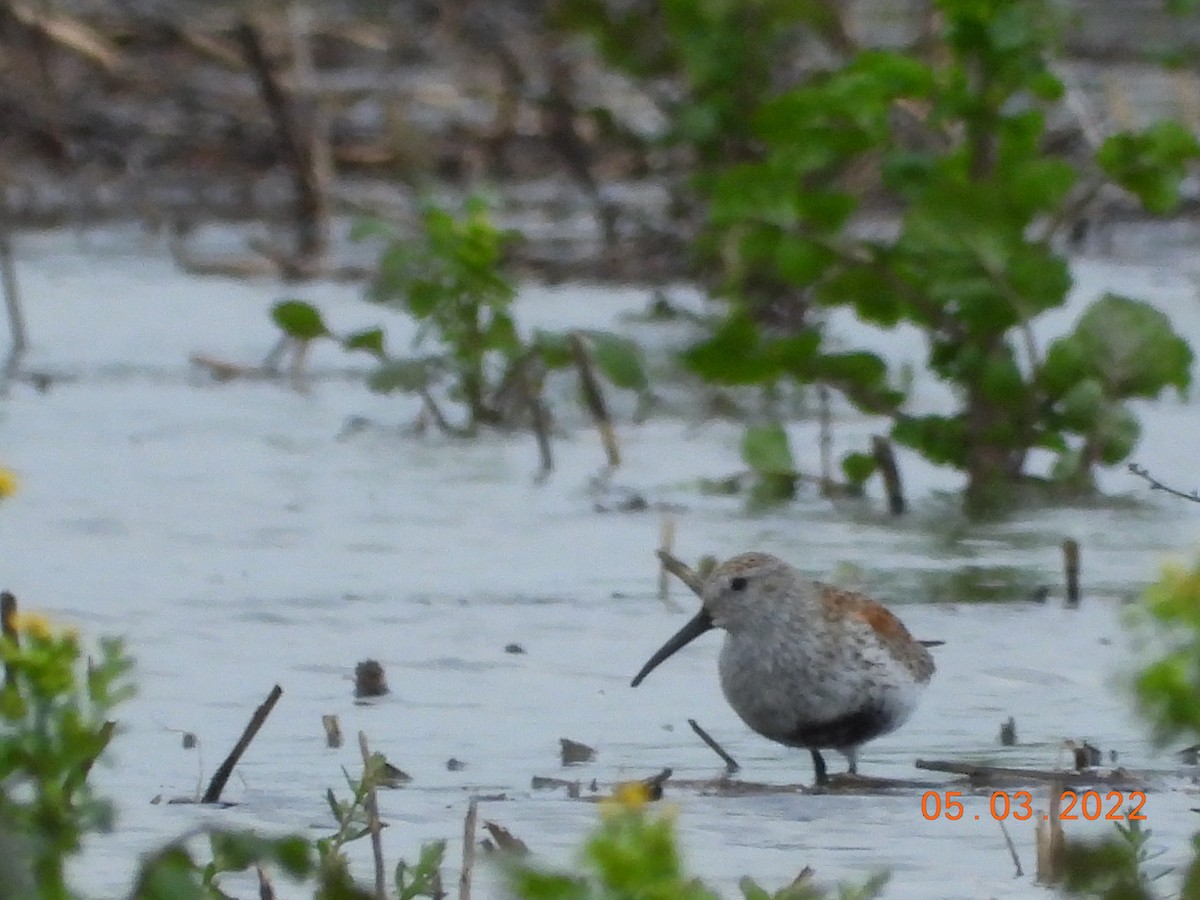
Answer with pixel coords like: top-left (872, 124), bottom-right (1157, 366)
top-left (730, 576), bottom-right (748, 592)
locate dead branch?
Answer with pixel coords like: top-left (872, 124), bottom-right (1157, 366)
top-left (655, 549), bottom-right (705, 597)
top-left (1128, 462), bottom-right (1200, 503)
top-left (569, 332), bottom-right (620, 467)
top-left (235, 19), bottom-right (326, 275)
top-left (202, 684), bottom-right (284, 803)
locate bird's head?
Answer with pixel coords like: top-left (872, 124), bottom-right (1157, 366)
top-left (630, 552), bottom-right (791, 687)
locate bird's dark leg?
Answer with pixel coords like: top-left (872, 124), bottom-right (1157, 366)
top-left (846, 749), bottom-right (858, 775)
top-left (810, 749), bottom-right (828, 786)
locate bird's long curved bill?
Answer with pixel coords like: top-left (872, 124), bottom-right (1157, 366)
top-left (630, 608), bottom-right (714, 687)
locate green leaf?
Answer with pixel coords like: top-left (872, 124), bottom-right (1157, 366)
top-left (683, 314), bottom-right (782, 384)
top-left (272, 835), bottom-right (314, 878)
top-left (1058, 378), bottom-right (1106, 430)
top-left (271, 300), bottom-right (329, 341)
top-left (741, 423), bottom-right (796, 477)
top-left (978, 352), bottom-right (1026, 404)
top-left (841, 451), bottom-right (877, 485)
top-left (1097, 122), bottom-right (1200, 214)
top-left (775, 237), bottom-right (834, 284)
top-left (1071, 293), bottom-right (1193, 398)
top-left (349, 217), bottom-right (395, 242)
top-left (486, 312), bottom-right (523, 358)
top-left (532, 329), bottom-right (574, 369)
top-left (343, 328), bottom-right (386, 357)
top-left (817, 265), bottom-right (903, 326)
top-left (584, 331), bottom-right (648, 392)
top-left (1039, 335), bottom-right (1090, 398)
top-left (368, 358), bottom-right (431, 394)
top-left (1094, 402), bottom-right (1141, 464)
top-left (738, 876), bottom-right (772, 900)
top-left (892, 415), bottom-right (968, 467)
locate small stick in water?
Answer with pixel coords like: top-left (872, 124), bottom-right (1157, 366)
top-left (459, 798), bottom-right (479, 900)
top-left (655, 549), bottom-right (704, 598)
top-left (520, 357), bottom-right (553, 481)
top-left (256, 865), bottom-right (276, 900)
top-left (1062, 539), bottom-right (1080, 607)
top-left (202, 684), bottom-right (283, 804)
top-left (688, 718), bottom-right (740, 774)
top-left (658, 516), bottom-right (675, 603)
top-left (569, 332), bottom-right (620, 468)
top-left (997, 818), bottom-right (1024, 877)
top-left (322, 714), bottom-right (342, 748)
top-left (871, 435), bottom-right (906, 515)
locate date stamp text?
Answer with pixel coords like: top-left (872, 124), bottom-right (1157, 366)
top-left (921, 790), bottom-right (1147, 822)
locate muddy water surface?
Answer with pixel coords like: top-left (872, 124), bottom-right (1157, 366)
top-left (2, 229), bottom-right (1200, 898)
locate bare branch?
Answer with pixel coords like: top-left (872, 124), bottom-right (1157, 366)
top-left (1128, 463), bottom-right (1200, 504)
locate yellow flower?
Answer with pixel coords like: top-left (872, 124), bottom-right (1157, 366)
top-left (0, 467), bottom-right (16, 499)
top-left (11, 612), bottom-right (53, 640)
top-left (601, 780), bottom-right (653, 814)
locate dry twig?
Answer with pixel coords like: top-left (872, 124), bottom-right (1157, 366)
top-left (687, 718), bottom-right (739, 774)
top-left (459, 798), bottom-right (478, 900)
top-left (1128, 462), bottom-right (1200, 503)
top-left (655, 550), bottom-right (704, 597)
top-left (202, 684), bottom-right (283, 803)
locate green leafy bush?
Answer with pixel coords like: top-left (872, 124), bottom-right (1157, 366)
top-left (570, 0), bottom-right (1199, 512)
top-left (273, 200), bottom-right (648, 439)
top-left (0, 610), bottom-right (132, 897)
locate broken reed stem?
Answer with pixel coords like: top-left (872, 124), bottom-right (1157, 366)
top-left (996, 818), bottom-right (1023, 878)
top-left (0, 264), bottom-right (22, 393)
top-left (459, 798), bottom-right (479, 900)
top-left (1036, 780), bottom-right (1065, 884)
top-left (870, 435), bottom-right (906, 515)
top-left (522, 360), bottom-right (553, 480)
top-left (288, 2), bottom-right (332, 258)
top-left (202, 684), bottom-right (284, 804)
top-left (1062, 538), bottom-right (1080, 608)
top-left (289, 338), bottom-right (310, 393)
top-left (1, 590), bottom-right (17, 690)
top-left (261, 334), bottom-right (289, 373)
top-left (256, 864), bottom-right (277, 900)
top-left (817, 385), bottom-right (833, 496)
top-left (235, 19), bottom-right (325, 270)
top-left (321, 714), bottom-right (342, 748)
top-left (358, 731), bottom-right (386, 900)
top-left (687, 718), bottom-right (740, 774)
top-left (658, 516), bottom-right (675, 603)
top-left (0, 205), bottom-right (26, 366)
top-left (655, 549), bottom-right (704, 598)
top-left (568, 332), bottom-right (620, 468)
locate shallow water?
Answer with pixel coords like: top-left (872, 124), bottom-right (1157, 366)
top-left (2, 228), bottom-right (1200, 898)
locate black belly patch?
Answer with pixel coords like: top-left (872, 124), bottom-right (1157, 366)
top-left (780, 706), bottom-right (892, 750)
